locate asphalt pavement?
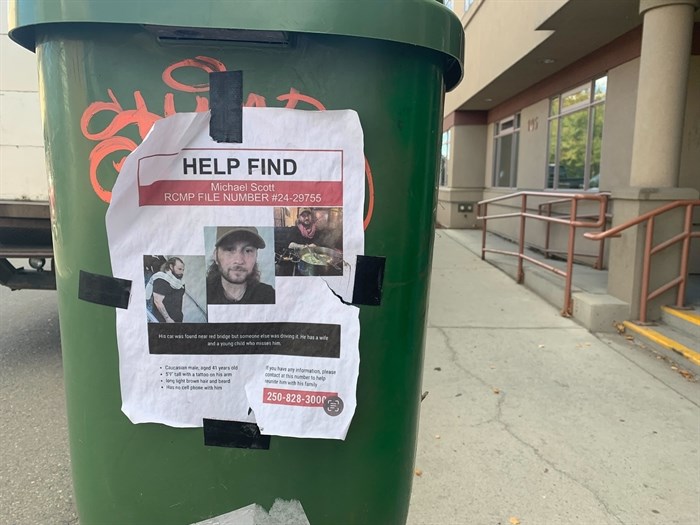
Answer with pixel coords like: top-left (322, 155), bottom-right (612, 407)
top-left (0, 285), bottom-right (77, 524)
top-left (1, 231), bottom-right (698, 524)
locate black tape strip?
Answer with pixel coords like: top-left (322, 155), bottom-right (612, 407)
top-left (352, 255), bottom-right (386, 306)
top-left (209, 70), bottom-right (243, 143)
top-left (203, 418), bottom-right (271, 450)
top-left (78, 270), bottom-right (131, 309)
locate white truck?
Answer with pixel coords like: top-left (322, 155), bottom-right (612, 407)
top-left (0, 13), bottom-right (54, 290)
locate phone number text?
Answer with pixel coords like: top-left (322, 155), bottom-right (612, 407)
top-left (263, 388), bottom-right (337, 407)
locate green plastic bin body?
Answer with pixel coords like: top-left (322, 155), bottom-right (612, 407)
top-left (9, 1), bottom-right (463, 523)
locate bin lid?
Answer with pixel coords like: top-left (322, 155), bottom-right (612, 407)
top-left (8, 0), bottom-right (464, 90)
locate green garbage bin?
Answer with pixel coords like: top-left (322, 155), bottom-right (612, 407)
top-left (9, 1), bottom-right (463, 523)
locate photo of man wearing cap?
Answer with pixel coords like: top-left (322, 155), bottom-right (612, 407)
top-left (287, 207), bottom-right (319, 249)
top-left (205, 226), bottom-right (276, 305)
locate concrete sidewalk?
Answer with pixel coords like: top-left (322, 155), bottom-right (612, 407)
top-left (407, 230), bottom-right (699, 525)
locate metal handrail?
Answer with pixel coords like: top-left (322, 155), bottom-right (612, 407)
top-left (477, 191), bottom-right (610, 316)
top-left (584, 199), bottom-right (700, 323)
top-left (538, 199), bottom-right (611, 270)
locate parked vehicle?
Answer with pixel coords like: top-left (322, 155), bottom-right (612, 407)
top-left (0, 25), bottom-right (54, 290)
top-left (0, 200), bottom-right (54, 290)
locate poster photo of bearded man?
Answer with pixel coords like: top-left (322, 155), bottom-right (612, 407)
top-left (144, 255), bottom-right (207, 323)
top-left (204, 226), bottom-right (276, 305)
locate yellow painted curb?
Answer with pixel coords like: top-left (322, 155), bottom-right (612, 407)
top-left (623, 321), bottom-right (700, 367)
top-left (661, 305), bottom-right (700, 326)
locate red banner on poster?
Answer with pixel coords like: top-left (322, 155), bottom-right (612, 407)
top-left (138, 180), bottom-right (343, 207)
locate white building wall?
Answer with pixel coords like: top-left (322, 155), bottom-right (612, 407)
top-left (679, 55), bottom-right (700, 190)
top-left (0, 6), bottom-right (48, 201)
top-left (517, 99), bottom-right (549, 190)
top-left (445, 0), bottom-right (566, 115)
top-left (599, 59), bottom-right (639, 192)
top-left (436, 123), bottom-right (487, 228)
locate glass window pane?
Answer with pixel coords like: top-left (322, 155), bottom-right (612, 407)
top-left (441, 130), bottom-right (450, 159)
top-left (440, 130), bottom-right (450, 187)
top-left (589, 104), bottom-right (605, 189)
top-left (594, 76), bottom-right (607, 103)
top-left (547, 79), bottom-right (607, 191)
top-left (511, 132), bottom-right (519, 185)
top-left (547, 119), bottom-right (559, 188)
top-left (558, 109), bottom-right (588, 189)
top-left (562, 83), bottom-right (590, 111)
top-left (550, 97), bottom-right (560, 117)
top-left (494, 134), bottom-right (514, 187)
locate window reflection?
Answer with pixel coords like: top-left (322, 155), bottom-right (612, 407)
top-left (562, 83), bottom-right (590, 111)
top-left (589, 104), bottom-right (605, 188)
top-left (594, 77), bottom-right (607, 103)
top-left (547, 76), bottom-right (606, 190)
top-left (440, 129), bottom-right (451, 187)
top-left (493, 114), bottom-right (520, 188)
top-left (558, 109), bottom-right (588, 189)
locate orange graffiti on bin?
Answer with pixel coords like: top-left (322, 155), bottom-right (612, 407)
top-left (278, 88), bottom-right (326, 111)
top-left (80, 55), bottom-right (374, 228)
top-left (162, 56), bottom-right (227, 93)
top-left (87, 136), bottom-right (139, 203)
top-left (244, 93), bottom-right (267, 108)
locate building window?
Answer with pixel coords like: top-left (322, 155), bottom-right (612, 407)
top-left (493, 114), bottom-right (520, 188)
top-left (440, 129), bottom-right (451, 186)
top-left (444, 0), bottom-right (455, 10)
top-left (464, 0), bottom-right (475, 12)
top-left (547, 76), bottom-right (606, 190)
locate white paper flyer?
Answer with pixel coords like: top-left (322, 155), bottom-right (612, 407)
top-left (105, 108), bottom-right (364, 439)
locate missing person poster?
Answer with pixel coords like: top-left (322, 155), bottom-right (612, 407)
top-left (105, 109), bottom-right (364, 439)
